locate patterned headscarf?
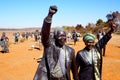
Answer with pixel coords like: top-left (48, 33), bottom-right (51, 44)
top-left (83, 33), bottom-right (96, 42)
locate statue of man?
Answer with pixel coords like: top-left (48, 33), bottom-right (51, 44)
top-left (34, 5), bottom-right (78, 80)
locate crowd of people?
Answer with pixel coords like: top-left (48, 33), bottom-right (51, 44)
top-left (0, 29), bottom-right (81, 53)
top-left (0, 30), bottom-right (43, 53)
top-left (0, 5), bottom-right (117, 80)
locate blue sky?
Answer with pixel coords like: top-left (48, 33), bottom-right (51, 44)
top-left (0, 0), bottom-right (120, 29)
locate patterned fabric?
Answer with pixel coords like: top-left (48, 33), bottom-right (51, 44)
top-left (93, 49), bottom-right (100, 80)
top-left (87, 49), bottom-right (101, 80)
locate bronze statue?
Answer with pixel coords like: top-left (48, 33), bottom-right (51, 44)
top-left (34, 5), bottom-right (78, 80)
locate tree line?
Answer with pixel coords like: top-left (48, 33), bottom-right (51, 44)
top-left (62, 11), bottom-right (120, 35)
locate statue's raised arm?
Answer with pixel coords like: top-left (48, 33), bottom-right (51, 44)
top-left (41, 5), bottom-right (57, 48)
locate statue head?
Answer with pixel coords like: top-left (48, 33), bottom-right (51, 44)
top-left (83, 33), bottom-right (96, 50)
top-left (54, 28), bottom-right (66, 47)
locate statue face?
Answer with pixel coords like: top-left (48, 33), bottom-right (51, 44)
top-left (85, 39), bottom-right (95, 50)
top-left (56, 31), bottom-right (66, 46)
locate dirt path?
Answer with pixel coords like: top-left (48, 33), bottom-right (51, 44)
top-left (0, 34), bottom-right (120, 80)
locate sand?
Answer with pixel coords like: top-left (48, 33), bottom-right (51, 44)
top-left (0, 31), bottom-right (120, 80)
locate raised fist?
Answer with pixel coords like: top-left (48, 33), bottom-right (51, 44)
top-left (49, 5), bottom-right (57, 15)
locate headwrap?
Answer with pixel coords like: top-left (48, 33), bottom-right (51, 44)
top-left (83, 33), bottom-right (96, 42)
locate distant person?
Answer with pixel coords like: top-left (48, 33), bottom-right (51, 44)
top-left (37, 33), bottom-right (42, 50)
top-left (72, 31), bottom-right (77, 45)
top-left (21, 32), bottom-right (26, 39)
top-left (34, 30), bottom-right (39, 42)
top-left (26, 32), bottom-right (29, 40)
top-left (76, 23), bottom-right (116, 80)
top-left (76, 32), bottom-right (81, 41)
top-left (0, 32), bottom-right (9, 53)
top-left (67, 32), bottom-right (72, 44)
top-left (34, 5), bottom-right (78, 80)
top-left (97, 29), bottom-right (106, 56)
top-left (14, 32), bottom-right (20, 44)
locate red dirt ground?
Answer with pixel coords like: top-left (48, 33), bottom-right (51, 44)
top-left (0, 31), bottom-right (120, 80)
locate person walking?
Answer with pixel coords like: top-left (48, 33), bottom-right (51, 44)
top-left (72, 31), bottom-right (77, 45)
